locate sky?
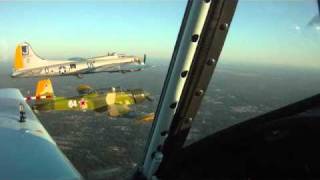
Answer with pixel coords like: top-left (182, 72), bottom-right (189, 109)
top-left (0, 1), bottom-right (319, 68)
top-left (221, 0), bottom-right (320, 69)
top-left (0, 1), bottom-right (187, 60)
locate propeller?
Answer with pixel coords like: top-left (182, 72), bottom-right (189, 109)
top-left (143, 54), bottom-right (147, 64)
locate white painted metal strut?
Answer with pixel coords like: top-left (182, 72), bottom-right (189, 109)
top-left (142, 0), bottom-right (212, 178)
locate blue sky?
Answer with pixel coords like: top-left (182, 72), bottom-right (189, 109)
top-left (0, 1), bottom-right (187, 60)
top-left (221, 0), bottom-right (320, 68)
top-left (0, 1), bottom-right (319, 68)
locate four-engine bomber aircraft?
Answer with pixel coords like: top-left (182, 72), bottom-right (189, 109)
top-left (11, 42), bottom-right (146, 78)
top-left (26, 79), bottom-right (153, 117)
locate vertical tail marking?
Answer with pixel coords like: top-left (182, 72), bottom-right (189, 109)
top-left (35, 79), bottom-right (54, 97)
top-left (14, 45), bottom-right (24, 71)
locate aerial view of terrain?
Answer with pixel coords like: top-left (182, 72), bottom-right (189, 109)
top-left (1, 59), bottom-right (320, 179)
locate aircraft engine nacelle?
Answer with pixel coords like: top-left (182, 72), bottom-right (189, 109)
top-left (131, 89), bottom-right (151, 104)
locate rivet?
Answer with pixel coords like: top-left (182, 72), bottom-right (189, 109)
top-left (157, 145), bottom-right (163, 151)
top-left (170, 102), bottom-right (177, 109)
top-left (191, 34), bottom-right (199, 42)
top-left (151, 152), bottom-right (156, 159)
top-left (160, 131), bottom-right (168, 136)
top-left (181, 71), bottom-right (188, 78)
top-left (219, 23), bottom-right (229, 31)
top-left (195, 89), bottom-right (204, 96)
top-left (207, 58), bottom-right (216, 65)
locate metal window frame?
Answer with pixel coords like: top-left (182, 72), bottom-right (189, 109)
top-left (157, 0), bottom-right (238, 176)
top-left (139, 0), bottom-right (238, 179)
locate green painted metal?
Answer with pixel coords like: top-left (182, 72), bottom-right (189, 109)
top-left (32, 87), bottom-right (151, 117)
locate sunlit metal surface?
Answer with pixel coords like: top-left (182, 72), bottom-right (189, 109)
top-left (0, 89), bottom-right (82, 180)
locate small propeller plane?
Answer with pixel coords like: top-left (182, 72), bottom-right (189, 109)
top-left (12, 42), bottom-right (146, 78)
top-left (25, 79), bottom-right (153, 117)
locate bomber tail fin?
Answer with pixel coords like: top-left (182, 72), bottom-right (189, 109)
top-left (14, 45), bottom-right (24, 71)
top-left (13, 42), bottom-right (44, 72)
top-left (35, 79), bottom-right (54, 97)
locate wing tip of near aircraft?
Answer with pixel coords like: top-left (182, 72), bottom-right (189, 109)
top-left (0, 88), bottom-right (82, 180)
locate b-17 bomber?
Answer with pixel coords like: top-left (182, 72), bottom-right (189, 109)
top-left (25, 79), bottom-right (153, 118)
top-left (12, 42), bottom-right (147, 78)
